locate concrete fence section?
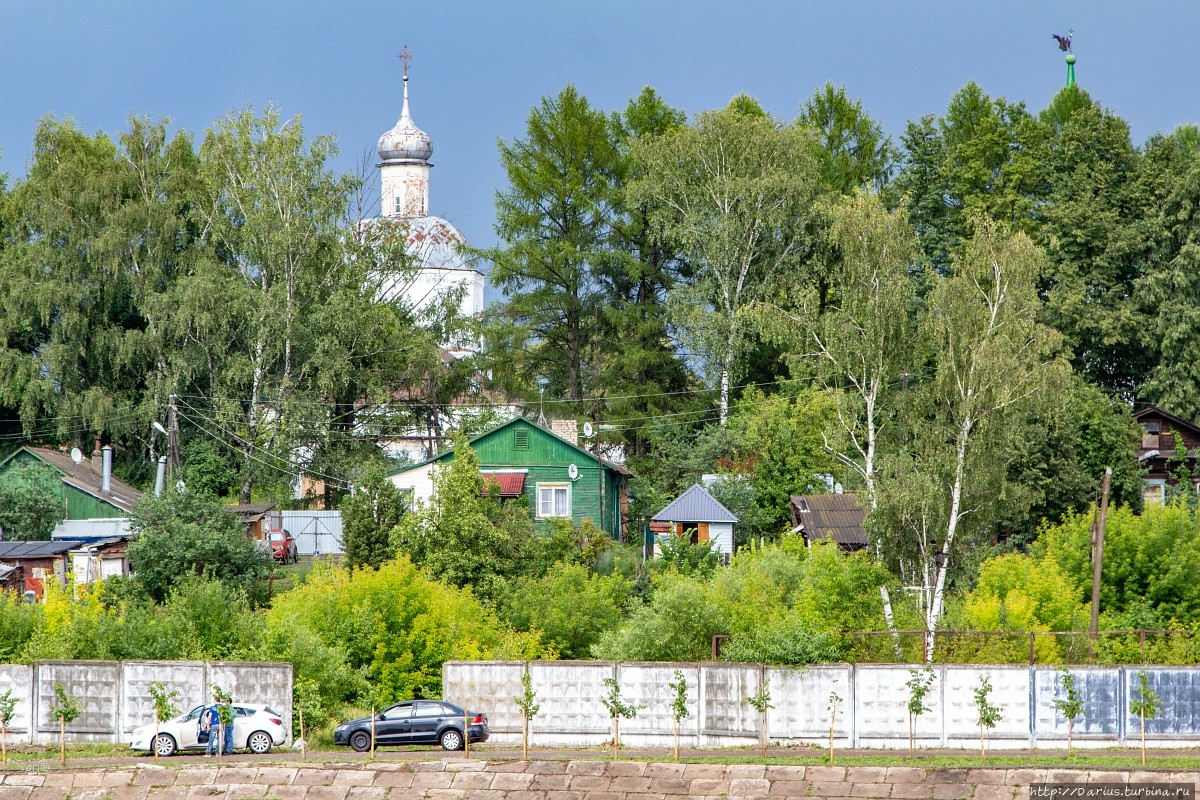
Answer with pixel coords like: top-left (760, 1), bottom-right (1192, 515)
top-left (444, 661), bottom-right (1200, 749)
top-left (0, 762), bottom-right (1197, 800)
top-left (0, 660), bottom-right (292, 745)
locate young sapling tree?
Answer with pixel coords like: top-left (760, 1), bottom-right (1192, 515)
top-left (905, 667), bottom-right (935, 758)
top-left (668, 669), bottom-right (689, 763)
top-left (0, 690), bottom-right (16, 766)
top-left (147, 682), bottom-right (180, 763)
top-left (513, 672), bottom-right (540, 760)
top-left (48, 683), bottom-right (81, 768)
top-left (973, 675), bottom-right (1002, 764)
top-left (827, 688), bottom-right (843, 765)
top-left (1129, 670), bottom-right (1162, 767)
top-left (745, 683), bottom-right (774, 758)
top-left (600, 677), bottom-right (640, 760)
top-left (211, 685), bottom-right (234, 760)
top-left (1050, 669), bottom-right (1084, 759)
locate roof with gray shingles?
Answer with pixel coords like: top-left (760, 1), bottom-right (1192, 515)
top-left (52, 518), bottom-right (132, 540)
top-left (652, 483), bottom-right (738, 523)
top-left (0, 541), bottom-right (83, 558)
top-left (790, 493), bottom-right (867, 547)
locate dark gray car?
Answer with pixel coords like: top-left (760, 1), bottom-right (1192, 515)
top-left (333, 700), bottom-right (489, 752)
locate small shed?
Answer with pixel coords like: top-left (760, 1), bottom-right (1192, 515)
top-left (228, 502), bottom-right (281, 542)
top-left (0, 562), bottom-right (23, 594)
top-left (789, 493), bottom-right (867, 552)
top-left (0, 540), bottom-right (82, 599)
top-left (651, 483), bottom-right (738, 559)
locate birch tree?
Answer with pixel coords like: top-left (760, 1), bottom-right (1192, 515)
top-left (630, 105), bottom-right (820, 424)
top-left (881, 219), bottom-right (1063, 659)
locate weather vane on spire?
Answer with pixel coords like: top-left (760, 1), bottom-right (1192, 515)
top-left (1051, 29), bottom-right (1076, 87)
top-left (398, 45), bottom-right (412, 80)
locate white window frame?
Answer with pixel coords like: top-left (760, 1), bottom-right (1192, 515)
top-left (537, 483), bottom-right (571, 519)
top-left (1143, 479), bottom-right (1165, 507)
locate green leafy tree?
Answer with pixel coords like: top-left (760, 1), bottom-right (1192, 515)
top-left (973, 675), bottom-right (1002, 764)
top-left (1129, 670), bottom-right (1162, 766)
top-left (826, 688), bottom-right (843, 764)
top-left (1050, 669), bottom-right (1084, 758)
top-left (391, 435), bottom-right (530, 600)
top-left (630, 104), bottom-right (821, 423)
top-left (481, 85), bottom-right (618, 404)
top-left (496, 562), bottom-right (629, 659)
top-left (513, 672), bottom-right (540, 760)
top-left (876, 220), bottom-right (1064, 659)
top-left (0, 689), bottom-right (16, 766)
top-left (48, 682), bottom-right (80, 768)
top-left (746, 683), bottom-right (774, 757)
top-left (0, 462), bottom-right (65, 541)
top-left (147, 681), bottom-right (179, 763)
top-left (796, 83), bottom-right (894, 194)
top-left (599, 677), bottom-right (640, 760)
top-left (599, 88), bottom-right (696, 461)
top-left (126, 489), bottom-right (272, 605)
top-left (905, 667), bottom-right (935, 757)
top-left (210, 684), bottom-right (234, 757)
top-left (757, 192), bottom-right (917, 511)
top-left (340, 461), bottom-right (405, 569)
top-left (668, 669), bottom-right (689, 763)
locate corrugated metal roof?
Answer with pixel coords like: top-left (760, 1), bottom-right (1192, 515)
top-left (652, 483), bottom-right (739, 523)
top-left (228, 503), bottom-right (277, 521)
top-left (481, 472), bottom-right (525, 497)
top-left (791, 493), bottom-right (868, 547)
top-left (0, 541), bottom-right (82, 558)
top-left (52, 518), bottom-right (132, 540)
top-left (1, 447), bottom-right (144, 513)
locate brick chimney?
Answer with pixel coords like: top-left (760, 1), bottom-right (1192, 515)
top-left (91, 436), bottom-right (103, 474)
top-left (550, 419), bottom-right (578, 446)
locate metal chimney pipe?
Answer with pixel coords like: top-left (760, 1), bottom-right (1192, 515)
top-left (101, 446), bottom-right (113, 495)
top-left (154, 456), bottom-right (167, 497)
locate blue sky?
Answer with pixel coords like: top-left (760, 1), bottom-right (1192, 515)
top-left (2, 0), bottom-right (1197, 254)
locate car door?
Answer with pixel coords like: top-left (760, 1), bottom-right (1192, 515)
top-left (409, 701), bottom-right (450, 745)
top-left (178, 705), bottom-right (206, 750)
top-left (374, 702), bottom-right (414, 745)
top-left (231, 705), bottom-right (254, 748)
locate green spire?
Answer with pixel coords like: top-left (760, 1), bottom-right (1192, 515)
top-left (1065, 53), bottom-right (1076, 87)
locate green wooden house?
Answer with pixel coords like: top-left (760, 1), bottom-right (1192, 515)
top-left (0, 445), bottom-right (144, 523)
top-left (387, 417), bottom-right (630, 539)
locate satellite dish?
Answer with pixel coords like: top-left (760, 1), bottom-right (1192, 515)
top-left (582, 422), bottom-right (594, 438)
top-left (70, 448), bottom-right (83, 464)
top-left (567, 464), bottom-right (579, 481)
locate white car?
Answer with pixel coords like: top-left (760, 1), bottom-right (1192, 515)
top-left (130, 703), bottom-right (287, 757)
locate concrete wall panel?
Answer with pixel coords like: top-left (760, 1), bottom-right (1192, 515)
top-left (942, 666), bottom-right (1029, 742)
top-left (205, 662), bottom-right (292, 745)
top-left (768, 665), bottom-right (852, 741)
top-left (442, 660), bottom-right (525, 740)
top-left (855, 664), bottom-right (943, 745)
top-left (1126, 667), bottom-right (1200, 737)
top-left (120, 661), bottom-right (207, 740)
top-left (699, 663), bottom-right (760, 741)
top-left (615, 662), bottom-right (700, 746)
top-left (1033, 667), bottom-right (1121, 740)
top-left (34, 661), bottom-right (120, 744)
top-left (0, 664), bottom-right (33, 741)
top-left (528, 660), bottom-right (612, 745)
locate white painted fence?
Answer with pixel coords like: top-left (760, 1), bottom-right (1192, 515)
top-left (444, 661), bottom-right (1200, 749)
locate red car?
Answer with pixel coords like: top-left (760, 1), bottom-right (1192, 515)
top-left (268, 529), bottom-right (298, 564)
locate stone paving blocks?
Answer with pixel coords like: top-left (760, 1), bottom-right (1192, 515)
top-left (369, 771), bottom-right (413, 789)
top-left (931, 784), bottom-right (972, 800)
top-left (293, 771), bottom-right (337, 786)
top-left (726, 765), bottom-right (768, 780)
top-left (682, 764), bottom-right (727, 779)
top-left (730, 778), bottom-right (772, 795)
top-left (643, 763), bottom-right (686, 779)
top-left (254, 768), bottom-right (298, 785)
top-left (602, 763), bottom-right (646, 778)
top-left (257, 786), bottom-right (309, 800)
top-left (26, 788), bottom-right (68, 800)
top-left (462, 790), bottom-right (507, 800)
top-left (886, 768), bottom-right (928, 784)
top-left (301, 786), bottom-right (349, 800)
top-left (132, 770), bottom-right (176, 786)
top-left (845, 768), bottom-right (889, 784)
top-left (409, 772), bottom-right (454, 790)
top-left (565, 762), bottom-right (606, 777)
top-left (809, 780), bottom-right (853, 797)
top-left (529, 774), bottom-right (572, 791)
top-left (564, 776), bottom-right (609, 792)
top-left (973, 785), bottom-right (1018, 800)
top-left (807, 767), bottom-right (848, 783)
top-left (344, 786), bottom-right (389, 800)
top-left (689, 779), bottom-right (731, 795)
top-left (331, 771), bottom-right (374, 786)
top-left (850, 782), bottom-right (892, 798)
top-left (890, 783), bottom-right (933, 798)
top-left (222, 783), bottom-right (267, 800)
top-left (449, 771), bottom-right (494, 790)
top-left (1, 776), bottom-right (43, 788)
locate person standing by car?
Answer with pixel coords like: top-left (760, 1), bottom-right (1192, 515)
top-left (219, 697), bottom-right (236, 755)
top-left (202, 702), bottom-right (221, 757)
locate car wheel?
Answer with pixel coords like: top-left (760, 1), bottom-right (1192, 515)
top-left (247, 730), bottom-right (273, 754)
top-left (349, 730), bottom-right (372, 752)
top-left (154, 733), bottom-right (177, 758)
top-left (439, 728), bottom-right (463, 752)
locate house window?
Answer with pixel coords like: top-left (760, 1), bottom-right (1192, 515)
top-left (1142, 422), bottom-right (1160, 449)
top-left (1143, 479), bottom-right (1165, 507)
top-left (394, 196), bottom-right (403, 214)
top-left (537, 483), bottom-right (570, 518)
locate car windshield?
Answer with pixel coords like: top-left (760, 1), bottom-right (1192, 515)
top-left (269, 532), bottom-right (285, 542)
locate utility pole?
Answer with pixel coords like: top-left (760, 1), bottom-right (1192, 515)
top-left (167, 394), bottom-right (181, 479)
top-left (1088, 467), bottom-right (1113, 647)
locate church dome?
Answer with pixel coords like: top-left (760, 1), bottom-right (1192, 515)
top-left (377, 77), bottom-right (433, 163)
top-left (402, 215), bottom-right (470, 271)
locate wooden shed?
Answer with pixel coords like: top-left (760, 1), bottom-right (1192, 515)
top-left (651, 483), bottom-right (738, 560)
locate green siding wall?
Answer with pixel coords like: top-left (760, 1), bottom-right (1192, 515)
top-left (1, 450), bottom-right (126, 520)
top-left (445, 419), bottom-right (626, 538)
